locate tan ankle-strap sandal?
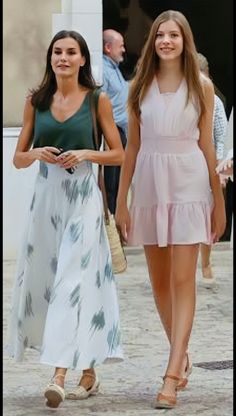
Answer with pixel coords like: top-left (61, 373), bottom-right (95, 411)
top-left (66, 373), bottom-right (100, 400)
top-left (176, 353), bottom-right (193, 391)
top-left (44, 374), bottom-right (66, 408)
top-left (154, 374), bottom-right (180, 409)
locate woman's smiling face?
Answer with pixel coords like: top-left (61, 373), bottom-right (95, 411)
top-left (155, 20), bottom-right (184, 62)
top-left (51, 37), bottom-right (85, 78)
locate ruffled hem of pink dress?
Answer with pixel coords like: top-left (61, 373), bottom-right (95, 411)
top-left (128, 201), bottom-right (213, 247)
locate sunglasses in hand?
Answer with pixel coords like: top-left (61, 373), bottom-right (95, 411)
top-left (53, 148), bottom-right (75, 174)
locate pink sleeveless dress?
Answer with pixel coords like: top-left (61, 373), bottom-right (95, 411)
top-left (128, 77), bottom-right (213, 247)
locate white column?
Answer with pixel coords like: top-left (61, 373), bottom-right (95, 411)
top-left (52, 0), bottom-right (103, 83)
top-left (61, 0), bottom-right (73, 13)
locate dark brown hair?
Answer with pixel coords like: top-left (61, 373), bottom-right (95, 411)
top-left (31, 30), bottom-right (97, 110)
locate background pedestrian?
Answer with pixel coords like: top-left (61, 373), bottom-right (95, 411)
top-left (102, 29), bottom-right (129, 214)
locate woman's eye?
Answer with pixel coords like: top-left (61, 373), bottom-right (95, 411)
top-left (53, 50), bottom-right (76, 55)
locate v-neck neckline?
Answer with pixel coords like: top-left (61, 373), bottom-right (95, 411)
top-left (154, 77), bottom-right (184, 96)
top-left (49, 92), bottom-right (89, 124)
top-left (154, 77), bottom-right (185, 112)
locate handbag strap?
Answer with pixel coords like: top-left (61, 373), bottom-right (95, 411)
top-left (89, 90), bottom-right (110, 224)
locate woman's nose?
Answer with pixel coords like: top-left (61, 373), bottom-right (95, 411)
top-left (162, 36), bottom-right (170, 43)
top-left (60, 53), bottom-right (67, 61)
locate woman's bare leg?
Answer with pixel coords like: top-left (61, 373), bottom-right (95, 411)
top-left (53, 367), bottom-right (96, 391)
top-left (144, 246), bottom-right (172, 343)
top-left (201, 244), bottom-right (213, 278)
top-left (144, 245), bottom-right (189, 381)
top-left (161, 244), bottom-right (199, 396)
top-left (79, 368), bottom-right (96, 389)
top-left (53, 367), bottom-right (67, 387)
top-left (200, 244), bottom-right (211, 268)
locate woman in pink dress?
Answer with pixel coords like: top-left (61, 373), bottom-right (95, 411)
top-left (115, 10), bottom-right (226, 409)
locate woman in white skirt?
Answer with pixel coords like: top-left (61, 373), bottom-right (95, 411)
top-left (6, 30), bottom-right (124, 408)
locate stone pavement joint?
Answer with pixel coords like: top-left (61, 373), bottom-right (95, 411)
top-left (3, 242), bottom-right (233, 416)
top-left (193, 360), bottom-right (233, 370)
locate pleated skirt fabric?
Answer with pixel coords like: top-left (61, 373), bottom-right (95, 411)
top-left (6, 161), bottom-right (124, 370)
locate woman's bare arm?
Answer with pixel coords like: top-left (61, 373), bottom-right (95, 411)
top-left (13, 97), bottom-right (60, 169)
top-left (116, 111), bottom-right (140, 206)
top-left (88, 92), bottom-right (124, 165)
top-left (198, 77), bottom-right (226, 239)
top-left (114, 110), bottom-right (141, 240)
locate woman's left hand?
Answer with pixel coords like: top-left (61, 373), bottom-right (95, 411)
top-left (211, 201), bottom-right (226, 243)
top-left (56, 149), bottom-right (91, 169)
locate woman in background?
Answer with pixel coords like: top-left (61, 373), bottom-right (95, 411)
top-left (197, 52), bottom-right (228, 286)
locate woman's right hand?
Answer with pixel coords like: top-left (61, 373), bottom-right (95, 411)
top-left (115, 204), bottom-right (131, 244)
top-left (30, 146), bottom-right (61, 164)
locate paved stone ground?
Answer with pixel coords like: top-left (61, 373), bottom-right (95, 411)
top-left (3, 242), bottom-right (233, 416)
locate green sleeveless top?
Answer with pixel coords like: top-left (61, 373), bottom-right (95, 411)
top-left (33, 88), bottom-right (101, 151)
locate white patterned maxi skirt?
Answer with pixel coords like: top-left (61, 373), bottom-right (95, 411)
top-left (6, 161), bottom-right (124, 370)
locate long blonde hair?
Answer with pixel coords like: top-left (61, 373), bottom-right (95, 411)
top-left (129, 10), bottom-right (205, 121)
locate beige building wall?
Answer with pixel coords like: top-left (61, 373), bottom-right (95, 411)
top-left (3, 0), bottom-right (61, 126)
top-left (3, 0), bottom-right (103, 259)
